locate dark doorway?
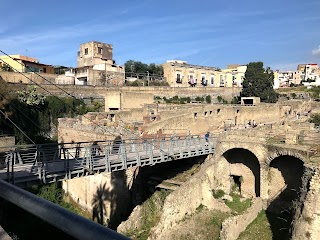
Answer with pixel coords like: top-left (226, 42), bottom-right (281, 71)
top-left (267, 155), bottom-right (304, 240)
top-left (223, 148), bottom-right (260, 197)
top-left (231, 175), bottom-right (241, 194)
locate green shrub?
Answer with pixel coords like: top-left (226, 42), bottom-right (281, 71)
top-left (309, 113), bottom-right (320, 126)
top-left (224, 193), bottom-right (251, 214)
top-left (212, 189), bottom-right (225, 199)
top-left (205, 95), bottom-right (212, 104)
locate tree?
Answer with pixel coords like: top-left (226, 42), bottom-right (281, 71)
top-left (241, 62), bottom-right (278, 103)
top-left (17, 86), bottom-right (46, 107)
top-left (1, 63), bottom-right (13, 72)
top-left (124, 60), bottom-right (163, 77)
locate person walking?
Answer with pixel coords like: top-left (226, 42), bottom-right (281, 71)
top-left (205, 131), bottom-right (210, 146)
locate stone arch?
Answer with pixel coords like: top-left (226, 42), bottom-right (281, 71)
top-left (222, 148), bottom-right (261, 197)
top-left (265, 148), bottom-right (308, 166)
top-left (215, 141), bottom-right (266, 165)
top-left (267, 154), bottom-right (305, 203)
top-left (265, 154), bottom-right (305, 239)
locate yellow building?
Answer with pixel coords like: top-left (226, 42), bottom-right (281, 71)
top-left (219, 64), bottom-right (247, 87)
top-left (163, 60), bottom-right (219, 87)
top-left (0, 55), bottom-right (54, 74)
top-left (163, 61), bottom-right (247, 88)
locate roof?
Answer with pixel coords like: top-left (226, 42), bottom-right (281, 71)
top-left (165, 61), bottom-right (218, 71)
top-left (17, 58), bottom-right (53, 67)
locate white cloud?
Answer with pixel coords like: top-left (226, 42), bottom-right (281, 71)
top-left (312, 45), bottom-right (320, 56)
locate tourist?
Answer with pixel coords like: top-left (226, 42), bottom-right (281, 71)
top-left (205, 131), bottom-right (210, 145)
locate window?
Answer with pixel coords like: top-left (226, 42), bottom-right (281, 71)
top-left (98, 47), bottom-right (103, 54)
top-left (201, 75), bottom-right (207, 86)
top-left (176, 73), bottom-right (182, 83)
top-left (84, 48), bottom-right (88, 55)
top-left (211, 76), bottom-right (214, 85)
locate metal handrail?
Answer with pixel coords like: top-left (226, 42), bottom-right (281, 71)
top-left (0, 179), bottom-right (129, 240)
top-left (1, 135), bottom-right (217, 185)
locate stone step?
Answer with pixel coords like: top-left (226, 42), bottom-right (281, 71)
top-left (162, 179), bottom-right (184, 185)
top-left (156, 183), bottom-right (178, 191)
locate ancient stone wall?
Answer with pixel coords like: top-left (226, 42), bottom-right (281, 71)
top-left (143, 104), bottom-right (284, 135)
top-left (220, 198), bottom-right (263, 240)
top-left (148, 156), bottom-right (230, 240)
top-left (0, 136), bottom-right (15, 148)
top-left (117, 109), bottom-right (144, 123)
top-left (292, 168), bottom-right (320, 240)
top-left (57, 117), bottom-right (137, 143)
top-left (1, 72), bottom-right (57, 84)
top-left (6, 82), bottom-right (240, 101)
top-left (120, 91), bottom-right (154, 109)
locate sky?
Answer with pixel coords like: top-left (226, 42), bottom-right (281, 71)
top-left (1, 0), bottom-right (320, 71)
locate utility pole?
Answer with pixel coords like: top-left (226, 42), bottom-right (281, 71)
top-left (147, 71), bottom-right (149, 86)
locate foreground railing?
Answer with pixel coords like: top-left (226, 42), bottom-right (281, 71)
top-left (0, 179), bottom-right (129, 240)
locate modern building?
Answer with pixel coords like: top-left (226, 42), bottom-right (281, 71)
top-left (0, 55), bottom-right (54, 74)
top-left (274, 64), bottom-right (320, 88)
top-left (163, 60), bottom-right (248, 88)
top-left (219, 64), bottom-right (247, 87)
top-left (163, 60), bottom-right (219, 87)
top-left (273, 70), bottom-right (293, 88)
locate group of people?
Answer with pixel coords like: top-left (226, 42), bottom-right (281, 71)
top-left (247, 120), bottom-right (257, 128)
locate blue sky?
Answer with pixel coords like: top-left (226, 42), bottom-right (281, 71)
top-left (1, 0), bottom-right (319, 70)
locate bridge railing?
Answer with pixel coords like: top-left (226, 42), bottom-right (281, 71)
top-left (0, 135), bottom-right (217, 165)
top-left (0, 135), bottom-right (217, 184)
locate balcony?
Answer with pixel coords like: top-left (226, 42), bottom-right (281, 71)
top-left (176, 78), bottom-right (182, 83)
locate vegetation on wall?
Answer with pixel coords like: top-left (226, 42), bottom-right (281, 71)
top-left (217, 95), bottom-right (228, 104)
top-left (154, 95), bottom-right (213, 104)
top-left (125, 79), bottom-right (169, 87)
top-left (308, 86), bottom-right (320, 99)
top-left (309, 113), bottom-right (320, 126)
top-left (242, 62), bottom-right (278, 103)
top-left (0, 81), bottom-right (90, 144)
top-left (124, 190), bottom-right (170, 240)
top-left (29, 182), bottom-right (80, 214)
top-left (1, 63), bottom-right (14, 72)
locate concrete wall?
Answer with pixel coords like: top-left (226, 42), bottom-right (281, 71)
top-left (105, 92), bottom-right (121, 110)
top-left (62, 170), bottom-right (133, 228)
top-left (121, 91), bottom-right (154, 109)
